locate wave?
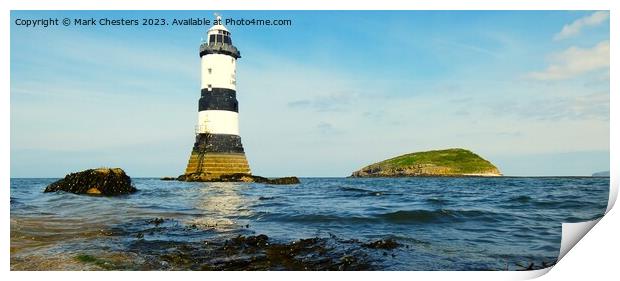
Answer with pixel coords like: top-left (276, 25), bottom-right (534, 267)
top-left (339, 186), bottom-right (373, 193)
top-left (505, 196), bottom-right (587, 209)
top-left (270, 213), bottom-right (371, 223)
top-left (531, 199), bottom-right (584, 209)
top-left (426, 197), bottom-right (448, 204)
top-left (377, 209), bottom-right (500, 223)
top-left (263, 209), bottom-right (500, 225)
top-left (377, 210), bottom-right (449, 222)
top-left (509, 195), bottom-right (531, 203)
top-left (338, 186), bottom-right (398, 197)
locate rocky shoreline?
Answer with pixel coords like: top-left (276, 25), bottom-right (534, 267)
top-left (349, 172), bottom-right (502, 178)
top-left (42, 168), bottom-right (300, 197)
top-left (176, 173), bottom-right (300, 185)
top-left (11, 215), bottom-right (555, 271)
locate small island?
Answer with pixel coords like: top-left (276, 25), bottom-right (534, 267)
top-left (351, 148), bottom-right (501, 177)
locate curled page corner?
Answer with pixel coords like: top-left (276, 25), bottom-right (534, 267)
top-left (518, 172), bottom-right (614, 279)
top-left (558, 218), bottom-right (602, 262)
top-left (506, 218), bottom-right (602, 281)
top-left (508, 267), bottom-right (554, 280)
top-left (606, 171), bottom-right (617, 213)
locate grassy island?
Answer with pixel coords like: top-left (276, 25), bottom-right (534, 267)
top-left (351, 148), bottom-right (501, 177)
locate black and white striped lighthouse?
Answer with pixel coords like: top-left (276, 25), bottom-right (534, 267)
top-left (184, 15), bottom-right (251, 178)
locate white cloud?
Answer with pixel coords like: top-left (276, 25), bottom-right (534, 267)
top-left (488, 91), bottom-right (609, 121)
top-left (554, 11), bottom-right (609, 40)
top-left (527, 40), bottom-right (609, 81)
top-left (288, 93), bottom-right (356, 112)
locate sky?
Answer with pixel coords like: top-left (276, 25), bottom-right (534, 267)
top-left (10, 10), bottom-right (610, 177)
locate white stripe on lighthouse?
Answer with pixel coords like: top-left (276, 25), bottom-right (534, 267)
top-left (197, 110), bottom-right (240, 135)
top-left (201, 54), bottom-right (237, 90)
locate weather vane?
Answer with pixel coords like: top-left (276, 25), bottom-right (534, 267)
top-left (214, 12), bottom-right (222, 24)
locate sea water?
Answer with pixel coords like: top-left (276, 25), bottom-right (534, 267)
top-left (10, 177), bottom-right (609, 270)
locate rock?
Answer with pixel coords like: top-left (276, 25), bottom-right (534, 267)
top-left (160, 177), bottom-right (176, 181)
top-left (229, 234), bottom-right (270, 248)
top-left (147, 218), bottom-right (166, 226)
top-left (177, 173), bottom-right (300, 185)
top-left (362, 239), bottom-right (400, 250)
top-left (351, 148), bottom-right (501, 178)
top-left (86, 187), bottom-right (102, 195)
top-left (219, 173), bottom-right (258, 183)
top-left (266, 176), bottom-right (300, 185)
top-left (211, 235), bottom-right (370, 270)
top-left (176, 173), bottom-right (202, 182)
top-left (44, 168), bottom-right (137, 196)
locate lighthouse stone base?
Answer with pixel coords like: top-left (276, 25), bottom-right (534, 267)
top-left (183, 133), bottom-right (251, 180)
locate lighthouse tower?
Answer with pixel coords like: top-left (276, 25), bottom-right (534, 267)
top-left (184, 16), bottom-right (251, 179)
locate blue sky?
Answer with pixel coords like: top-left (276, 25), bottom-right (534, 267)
top-left (10, 10), bottom-right (610, 177)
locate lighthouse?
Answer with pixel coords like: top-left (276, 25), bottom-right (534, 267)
top-left (184, 15), bottom-right (251, 179)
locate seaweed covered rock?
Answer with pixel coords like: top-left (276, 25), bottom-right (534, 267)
top-left (265, 176), bottom-right (301, 185)
top-left (362, 239), bottom-right (401, 250)
top-left (177, 173), bottom-right (300, 185)
top-left (157, 234), bottom-right (372, 270)
top-left (44, 168), bottom-right (137, 196)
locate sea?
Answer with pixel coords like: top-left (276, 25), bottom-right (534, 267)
top-left (10, 177), bottom-right (609, 271)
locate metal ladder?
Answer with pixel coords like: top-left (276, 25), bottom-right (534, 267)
top-left (194, 133), bottom-right (210, 174)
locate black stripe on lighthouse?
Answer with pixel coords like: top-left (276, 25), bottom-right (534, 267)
top-left (199, 43), bottom-right (241, 59)
top-left (198, 88), bottom-right (239, 112)
top-left (192, 133), bottom-right (245, 153)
